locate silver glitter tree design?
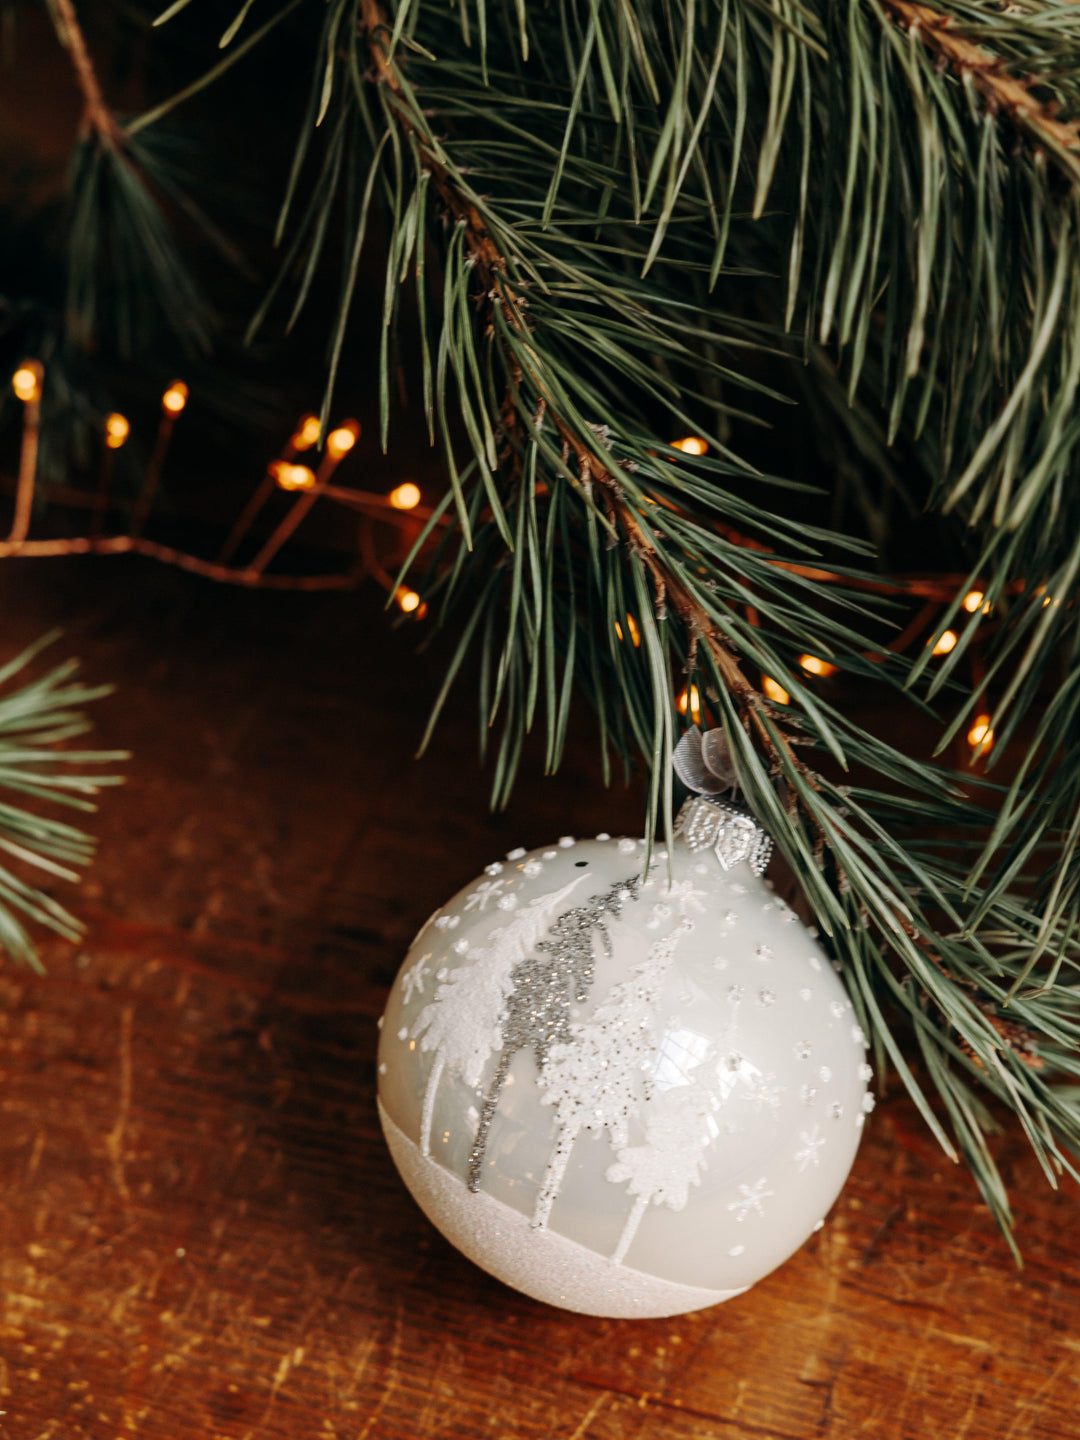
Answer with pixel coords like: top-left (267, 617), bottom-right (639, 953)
top-left (411, 877), bottom-right (584, 1157)
top-left (466, 875), bottom-right (640, 1193)
top-left (532, 919), bottom-right (693, 1230)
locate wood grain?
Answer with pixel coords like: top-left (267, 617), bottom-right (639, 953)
top-left (0, 559), bottom-right (1077, 1440)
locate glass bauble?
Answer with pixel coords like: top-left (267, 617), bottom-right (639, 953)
top-left (377, 813), bottom-right (870, 1318)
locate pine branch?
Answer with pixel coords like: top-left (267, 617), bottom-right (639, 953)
top-left (0, 634), bottom-right (126, 973)
top-left (359, 0), bottom-right (807, 788)
top-left (878, 0), bottom-right (1080, 183)
top-left (254, 0), bottom-right (1080, 1244)
top-left (36, 0), bottom-right (222, 357)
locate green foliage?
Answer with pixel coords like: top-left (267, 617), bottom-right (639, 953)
top-left (64, 129), bottom-right (214, 358)
top-left (0, 633), bottom-right (126, 972)
top-left (138, 0), bottom-right (1080, 1244)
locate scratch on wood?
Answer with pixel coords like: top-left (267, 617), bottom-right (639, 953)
top-left (356, 1299), bottom-right (404, 1440)
top-left (104, 1003), bottom-right (134, 1204)
top-left (242, 1347), bottom-right (299, 1440)
top-left (889, 1281), bottom-right (954, 1438)
top-left (1002, 1354), bottom-right (1073, 1440)
top-left (566, 1390), bottom-right (612, 1440)
top-left (859, 1203), bottom-right (904, 1266)
top-left (797, 1260), bottom-right (842, 1388)
top-left (954, 1378), bottom-right (984, 1440)
top-left (25, 1130), bottom-right (45, 1180)
top-left (337, 1330), bottom-right (379, 1407)
top-left (411, 1337), bottom-right (448, 1438)
top-left (242, 1295), bottom-right (320, 1437)
top-left (926, 1328), bottom-right (993, 1351)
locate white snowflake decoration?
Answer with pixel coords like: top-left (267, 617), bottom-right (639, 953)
top-left (794, 1125), bottom-right (825, 1172)
top-left (400, 955), bottom-right (430, 1004)
top-left (727, 1178), bottom-right (774, 1222)
top-left (464, 879), bottom-right (505, 912)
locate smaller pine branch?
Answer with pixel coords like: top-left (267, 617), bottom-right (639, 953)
top-left (0, 633), bottom-right (127, 972)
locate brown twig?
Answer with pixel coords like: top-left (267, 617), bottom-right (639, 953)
top-left (880, 0), bottom-right (1080, 182)
top-left (49, 0), bottom-right (127, 149)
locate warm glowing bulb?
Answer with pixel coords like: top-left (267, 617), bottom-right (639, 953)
top-left (672, 436), bottom-right (708, 457)
top-left (616, 615), bottom-right (642, 646)
top-left (389, 482), bottom-right (421, 511)
top-left (962, 590), bottom-right (985, 614)
top-left (271, 461), bottom-right (316, 492)
top-left (968, 714), bottom-right (994, 751)
top-left (162, 381), bottom-right (188, 415)
top-left (12, 364), bottom-right (41, 402)
top-left (294, 414), bottom-right (321, 450)
top-left (676, 685), bottom-right (702, 721)
top-left (762, 676), bottom-right (790, 705)
top-left (931, 630), bottom-right (958, 656)
top-left (799, 654), bottom-right (837, 677)
top-left (104, 413), bottom-right (130, 449)
top-left (326, 423), bottom-right (359, 460)
top-left (397, 587), bottom-right (421, 613)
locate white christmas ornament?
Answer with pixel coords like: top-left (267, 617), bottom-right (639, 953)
top-left (377, 791), bottom-right (870, 1319)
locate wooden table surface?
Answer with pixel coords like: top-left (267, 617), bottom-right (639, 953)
top-left (0, 559), bottom-right (1077, 1440)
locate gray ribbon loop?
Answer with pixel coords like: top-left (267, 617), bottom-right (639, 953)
top-left (672, 725), bottom-right (736, 796)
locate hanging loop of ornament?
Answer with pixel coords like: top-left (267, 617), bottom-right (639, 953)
top-left (674, 796), bottom-right (774, 877)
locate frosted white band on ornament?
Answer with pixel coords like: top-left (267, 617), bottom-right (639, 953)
top-left (379, 1101), bottom-right (748, 1318)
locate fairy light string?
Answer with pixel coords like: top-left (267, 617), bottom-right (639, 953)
top-left (2, 379), bottom-right (1017, 749)
top-left (3, 365), bottom-right (436, 600)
